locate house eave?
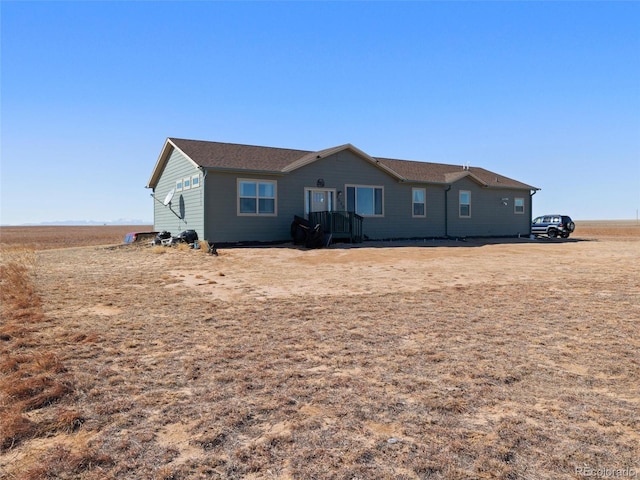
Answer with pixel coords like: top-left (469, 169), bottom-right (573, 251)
top-left (201, 166), bottom-right (286, 176)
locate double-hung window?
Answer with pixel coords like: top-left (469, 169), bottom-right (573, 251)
top-left (514, 197), bottom-right (524, 214)
top-left (412, 188), bottom-right (426, 217)
top-left (459, 190), bottom-right (471, 218)
top-left (346, 185), bottom-right (383, 216)
top-left (238, 179), bottom-right (276, 215)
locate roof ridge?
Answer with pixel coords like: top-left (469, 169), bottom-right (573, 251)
top-left (376, 156), bottom-right (476, 170)
top-left (169, 137), bottom-right (311, 154)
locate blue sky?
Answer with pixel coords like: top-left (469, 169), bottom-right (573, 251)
top-left (1, 1), bottom-right (639, 225)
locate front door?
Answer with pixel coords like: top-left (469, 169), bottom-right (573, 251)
top-left (305, 188), bottom-right (335, 214)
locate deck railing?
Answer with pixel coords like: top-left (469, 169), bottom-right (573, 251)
top-left (308, 211), bottom-right (363, 243)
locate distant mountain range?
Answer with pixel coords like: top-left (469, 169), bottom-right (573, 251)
top-left (10, 219), bottom-right (152, 226)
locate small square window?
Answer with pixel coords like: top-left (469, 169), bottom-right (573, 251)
top-left (183, 177), bottom-right (191, 190)
top-left (191, 174), bottom-right (200, 188)
top-left (514, 197), bottom-right (525, 214)
top-left (175, 179), bottom-right (183, 192)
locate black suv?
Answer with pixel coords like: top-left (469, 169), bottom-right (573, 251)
top-left (531, 215), bottom-right (575, 238)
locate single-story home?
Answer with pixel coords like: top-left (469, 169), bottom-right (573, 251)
top-left (146, 138), bottom-right (539, 244)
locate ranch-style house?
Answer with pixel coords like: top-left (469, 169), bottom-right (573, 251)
top-left (146, 138), bottom-right (539, 244)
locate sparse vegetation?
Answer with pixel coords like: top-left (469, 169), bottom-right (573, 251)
top-left (0, 223), bottom-right (638, 479)
top-left (0, 248), bottom-right (76, 456)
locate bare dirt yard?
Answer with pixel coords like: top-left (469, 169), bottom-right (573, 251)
top-left (1, 222), bottom-right (638, 479)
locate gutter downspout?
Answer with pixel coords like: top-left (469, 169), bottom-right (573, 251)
top-left (444, 185), bottom-right (452, 238)
top-left (200, 167), bottom-right (207, 239)
top-left (529, 189), bottom-right (537, 236)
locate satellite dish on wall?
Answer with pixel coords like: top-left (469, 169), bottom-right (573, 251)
top-left (163, 188), bottom-right (175, 206)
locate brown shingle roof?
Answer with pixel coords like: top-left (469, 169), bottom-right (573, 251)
top-left (162, 138), bottom-right (536, 190)
top-left (376, 156), bottom-right (535, 189)
top-left (170, 138), bottom-right (310, 172)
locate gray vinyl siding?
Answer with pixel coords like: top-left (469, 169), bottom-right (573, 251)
top-left (446, 177), bottom-right (531, 237)
top-left (203, 171), bottom-right (286, 243)
top-left (153, 148), bottom-right (204, 238)
top-left (203, 150), bottom-right (450, 242)
top-left (151, 142), bottom-right (535, 243)
top-left (198, 150), bottom-right (533, 243)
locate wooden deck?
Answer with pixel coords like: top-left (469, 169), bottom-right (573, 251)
top-left (308, 211), bottom-right (363, 243)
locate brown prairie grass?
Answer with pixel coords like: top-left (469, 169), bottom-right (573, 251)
top-left (151, 245), bottom-right (167, 254)
top-left (0, 248), bottom-right (77, 456)
top-left (0, 224), bottom-right (639, 479)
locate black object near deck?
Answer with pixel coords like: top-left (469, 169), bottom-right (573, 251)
top-left (308, 211), bottom-right (364, 243)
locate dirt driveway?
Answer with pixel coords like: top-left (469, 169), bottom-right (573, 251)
top-left (84, 236), bottom-right (638, 302)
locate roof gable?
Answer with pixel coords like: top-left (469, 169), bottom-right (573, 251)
top-left (146, 138), bottom-right (202, 189)
top-left (282, 143), bottom-right (404, 181)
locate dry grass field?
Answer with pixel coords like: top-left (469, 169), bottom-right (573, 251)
top-left (1, 222), bottom-right (638, 479)
top-left (0, 225), bottom-right (153, 251)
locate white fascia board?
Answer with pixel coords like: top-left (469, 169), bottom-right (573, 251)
top-left (146, 138), bottom-right (201, 189)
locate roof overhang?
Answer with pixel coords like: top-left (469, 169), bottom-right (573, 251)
top-left (200, 166), bottom-right (285, 176)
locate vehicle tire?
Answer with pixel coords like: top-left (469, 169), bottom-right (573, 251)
top-left (568, 221), bottom-right (575, 232)
top-left (548, 229), bottom-right (557, 238)
top-left (561, 232), bottom-right (569, 238)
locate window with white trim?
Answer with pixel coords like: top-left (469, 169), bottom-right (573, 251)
top-left (238, 179), bottom-right (276, 215)
top-left (346, 185), bottom-right (383, 216)
top-left (412, 188), bottom-right (426, 217)
top-left (459, 190), bottom-right (471, 218)
top-left (514, 197), bottom-right (524, 214)
top-left (175, 179), bottom-right (183, 192)
top-left (191, 174), bottom-right (200, 188)
top-left (183, 177), bottom-right (191, 190)
top-left (304, 188), bottom-right (335, 215)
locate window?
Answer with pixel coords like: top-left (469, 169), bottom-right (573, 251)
top-left (191, 174), bottom-right (200, 188)
top-left (514, 197), bottom-right (524, 214)
top-left (183, 177), bottom-right (191, 190)
top-left (175, 179), bottom-right (183, 192)
top-left (238, 179), bottom-right (276, 215)
top-left (412, 188), bottom-right (426, 217)
top-left (459, 190), bottom-right (471, 217)
top-left (346, 185), bottom-right (383, 216)
top-left (304, 188), bottom-right (335, 215)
